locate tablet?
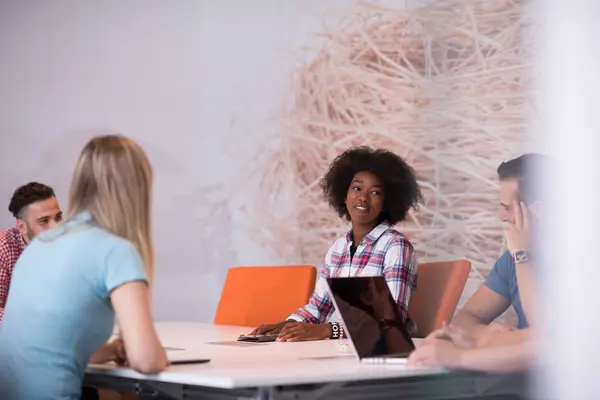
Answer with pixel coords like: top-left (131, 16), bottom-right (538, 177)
top-left (237, 334), bottom-right (278, 343)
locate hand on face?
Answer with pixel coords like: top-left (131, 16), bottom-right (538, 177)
top-left (504, 200), bottom-right (530, 254)
top-left (407, 338), bottom-right (463, 369)
top-left (276, 322), bottom-right (331, 342)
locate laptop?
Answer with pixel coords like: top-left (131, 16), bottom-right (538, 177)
top-left (326, 276), bottom-right (416, 364)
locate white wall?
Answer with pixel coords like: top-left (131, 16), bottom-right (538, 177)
top-left (0, 0), bottom-right (523, 327)
top-left (0, 0), bottom-right (353, 321)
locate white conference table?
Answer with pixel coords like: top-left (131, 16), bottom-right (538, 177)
top-left (85, 322), bottom-right (525, 400)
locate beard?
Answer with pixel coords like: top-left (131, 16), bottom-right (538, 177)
top-left (24, 223), bottom-right (36, 243)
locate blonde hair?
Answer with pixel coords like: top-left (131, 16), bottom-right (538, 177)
top-left (67, 135), bottom-right (154, 282)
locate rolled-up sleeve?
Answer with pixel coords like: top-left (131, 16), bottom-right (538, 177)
top-left (383, 238), bottom-right (418, 321)
top-left (287, 246), bottom-right (335, 324)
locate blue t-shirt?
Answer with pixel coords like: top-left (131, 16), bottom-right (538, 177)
top-left (484, 251), bottom-right (528, 329)
top-left (0, 212), bottom-right (147, 400)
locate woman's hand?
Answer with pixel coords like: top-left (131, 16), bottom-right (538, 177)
top-left (249, 321), bottom-right (290, 336)
top-left (89, 337), bottom-right (125, 364)
top-left (423, 322), bottom-right (476, 349)
top-left (276, 322), bottom-right (332, 342)
top-left (113, 337), bottom-right (128, 365)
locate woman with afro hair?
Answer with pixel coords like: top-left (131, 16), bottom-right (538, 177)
top-left (250, 146), bottom-right (423, 342)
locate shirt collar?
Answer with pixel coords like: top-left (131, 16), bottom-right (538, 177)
top-left (345, 220), bottom-right (392, 245)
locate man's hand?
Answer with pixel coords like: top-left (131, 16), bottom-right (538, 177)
top-left (407, 339), bottom-right (463, 368)
top-left (249, 321), bottom-right (290, 336)
top-left (505, 200), bottom-right (530, 255)
top-left (476, 321), bottom-right (516, 347)
top-left (423, 322), bottom-right (476, 349)
top-left (276, 322), bottom-right (331, 342)
top-left (424, 321), bottom-right (515, 348)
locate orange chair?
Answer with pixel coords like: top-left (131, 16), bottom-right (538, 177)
top-left (407, 260), bottom-right (471, 337)
top-left (214, 265), bottom-right (317, 327)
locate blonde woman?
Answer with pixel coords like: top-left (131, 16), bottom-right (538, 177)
top-left (0, 135), bottom-right (168, 399)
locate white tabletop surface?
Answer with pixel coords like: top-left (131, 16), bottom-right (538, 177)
top-left (87, 322), bottom-right (446, 389)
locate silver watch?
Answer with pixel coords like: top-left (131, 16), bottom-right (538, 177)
top-left (513, 250), bottom-right (531, 264)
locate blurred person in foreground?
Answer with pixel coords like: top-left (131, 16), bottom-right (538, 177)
top-left (250, 147), bottom-right (423, 341)
top-left (0, 182), bottom-right (62, 323)
top-left (0, 135), bottom-right (169, 400)
top-left (409, 154), bottom-right (544, 372)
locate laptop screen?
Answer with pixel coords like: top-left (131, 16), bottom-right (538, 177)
top-left (327, 276), bottom-right (415, 359)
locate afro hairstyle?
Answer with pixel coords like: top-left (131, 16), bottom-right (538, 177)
top-left (319, 147), bottom-right (422, 225)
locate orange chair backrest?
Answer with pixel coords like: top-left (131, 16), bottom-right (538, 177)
top-left (407, 260), bottom-right (471, 337)
top-left (214, 265), bottom-right (317, 327)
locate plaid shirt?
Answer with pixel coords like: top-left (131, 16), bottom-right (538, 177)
top-left (0, 227), bottom-right (26, 323)
top-left (288, 220), bottom-right (418, 324)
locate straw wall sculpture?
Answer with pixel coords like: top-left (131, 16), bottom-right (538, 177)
top-left (244, 0), bottom-right (537, 312)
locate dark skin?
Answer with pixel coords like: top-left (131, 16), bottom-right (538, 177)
top-left (250, 171), bottom-right (385, 341)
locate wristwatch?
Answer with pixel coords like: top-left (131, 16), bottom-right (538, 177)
top-left (513, 250), bottom-right (531, 264)
top-left (379, 318), bottom-right (396, 332)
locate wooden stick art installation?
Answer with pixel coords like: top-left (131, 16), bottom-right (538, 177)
top-left (242, 0), bottom-right (538, 313)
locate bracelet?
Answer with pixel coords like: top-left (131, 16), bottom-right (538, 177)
top-left (329, 322), bottom-right (341, 339)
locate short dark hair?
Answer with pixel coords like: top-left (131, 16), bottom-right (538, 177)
top-left (497, 153), bottom-right (546, 203)
top-left (320, 147), bottom-right (423, 224)
top-left (8, 182), bottom-right (56, 219)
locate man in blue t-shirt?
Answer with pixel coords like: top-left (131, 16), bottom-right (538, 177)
top-left (447, 154), bottom-right (544, 347)
top-left (411, 154), bottom-right (544, 371)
